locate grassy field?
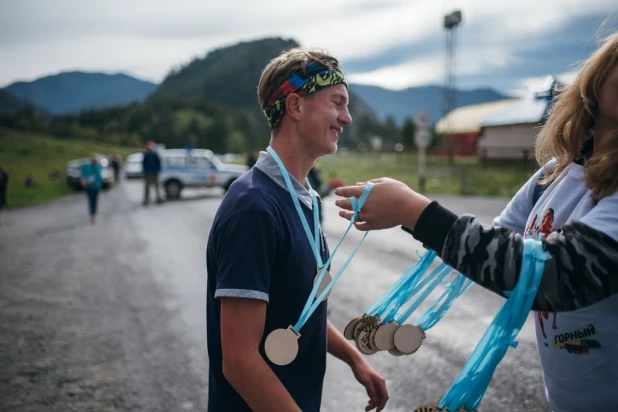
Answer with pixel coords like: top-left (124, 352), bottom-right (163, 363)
top-left (0, 128), bottom-right (141, 208)
top-left (314, 151), bottom-right (538, 198)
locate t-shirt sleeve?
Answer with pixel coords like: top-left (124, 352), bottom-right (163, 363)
top-left (492, 166), bottom-right (544, 234)
top-left (579, 189), bottom-right (618, 242)
top-left (212, 207), bottom-right (279, 302)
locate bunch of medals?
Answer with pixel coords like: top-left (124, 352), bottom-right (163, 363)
top-left (386, 240), bottom-right (547, 412)
top-left (344, 250), bottom-right (472, 357)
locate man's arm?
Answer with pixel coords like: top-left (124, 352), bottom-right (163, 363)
top-left (221, 297), bottom-right (301, 412)
top-left (326, 321), bottom-right (388, 412)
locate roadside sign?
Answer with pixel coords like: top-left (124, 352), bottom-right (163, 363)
top-left (415, 129), bottom-right (431, 149)
top-left (415, 111), bottom-right (432, 130)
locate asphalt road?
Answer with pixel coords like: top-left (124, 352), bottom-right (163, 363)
top-left (0, 179), bottom-right (550, 412)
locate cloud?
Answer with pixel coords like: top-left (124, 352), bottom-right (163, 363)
top-left (0, 0), bottom-right (616, 90)
top-left (344, 8), bottom-right (615, 92)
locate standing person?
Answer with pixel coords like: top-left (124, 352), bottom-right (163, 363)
top-left (246, 150), bottom-right (257, 169)
top-left (307, 166), bottom-right (325, 224)
top-left (141, 140), bottom-right (163, 205)
top-left (81, 154), bottom-right (103, 224)
top-left (334, 33), bottom-right (618, 412)
top-left (110, 153), bottom-right (122, 184)
top-left (0, 165), bottom-right (8, 225)
top-left (206, 49), bottom-right (389, 412)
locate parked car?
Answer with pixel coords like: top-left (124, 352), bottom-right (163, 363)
top-left (124, 152), bottom-right (144, 179)
top-left (66, 156), bottom-right (114, 190)
top-left (159, 148), bottom-right (248, 199)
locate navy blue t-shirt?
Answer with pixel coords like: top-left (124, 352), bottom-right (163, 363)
top-left (206, 166), bottom-right (330, 412)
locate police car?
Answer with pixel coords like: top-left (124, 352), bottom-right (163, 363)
top-left (159, 148), bottom-right (248, 199)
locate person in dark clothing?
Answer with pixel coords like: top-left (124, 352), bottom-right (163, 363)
top-left (246, 150), bottom-right (257, 169)
top-left (110, 154), bottom-right (122, 184)
top-left (142, 140), bottom-right (163, 205)
top-left (308, 167), bottom-right (325, 224)
top-left (0, 165), bottom-right (8, 224)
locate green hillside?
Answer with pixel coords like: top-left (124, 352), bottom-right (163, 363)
top-left (154, 36), bottom-right (377, 147)
top-left (0, 89), bottom-right (33, 117)
top-left (0, 128), bottom-right (140, 208)
top-left (156, 37), bottom-right (300, 108)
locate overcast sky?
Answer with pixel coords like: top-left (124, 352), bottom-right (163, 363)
top-left (1, 0), bottom-right (617, 94)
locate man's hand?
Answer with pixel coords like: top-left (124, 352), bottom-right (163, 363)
top-left (351, 357), bottom-right (389, 412)
top-left (334, 177), bottom-right (431, 231)
top-left (326, 322), bottom-right (389, 411)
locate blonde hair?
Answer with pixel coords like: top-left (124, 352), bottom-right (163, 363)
top-left (257, 48), bottom-right (339, 110)
top-left (536, 32), bottom-right (618, 200)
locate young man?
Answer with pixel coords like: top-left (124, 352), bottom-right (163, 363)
top-left (206, 49), bottom-right (389, 412)
top-left (141, 140), bottom-right (163, 205)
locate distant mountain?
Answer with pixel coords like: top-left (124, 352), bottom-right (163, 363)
top-left (155, 37), bottom-right (300, 108)
top-left (3, 72), bottom-right (157, 114)
top-left (155, 37), bottom-right (375, 117)
top-left (0, 88), bottom-right (32, 116)
top-left (154, 36), bottom-right (377, 147)
top-left (349, 84), bottom-right (510, 125)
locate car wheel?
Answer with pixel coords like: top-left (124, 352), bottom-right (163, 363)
top-left (165, 179), bottom-right (183, 199)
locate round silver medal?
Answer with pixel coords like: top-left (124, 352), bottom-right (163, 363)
top-left (352, 318), bottom-right (367, 342)
top-left (344, 316), bottom-right (364, 341)
top-left (313, 269), bottom-right (332, 301)
top-left (357, 329), bottom-right (378, 355)
top-left (393, 324), bottom-right (425, 355)
top-left (374, 322), bottom-right (400, 351)
top-left (264, 326), bottom-right (300, 366)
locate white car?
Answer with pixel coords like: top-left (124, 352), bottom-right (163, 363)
top-left (159, 148), bottom-right (248, 199)
top-left (66, 156), bottom-right (115, 190)
top-left (124, 152), bottom-right (144, 179)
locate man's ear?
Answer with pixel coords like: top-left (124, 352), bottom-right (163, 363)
top-left (285, 93), bottom-right (302, 122)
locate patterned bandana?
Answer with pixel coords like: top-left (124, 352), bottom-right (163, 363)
top-left (262, 59), bottom-right (347, 129)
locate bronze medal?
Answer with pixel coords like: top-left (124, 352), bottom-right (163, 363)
top-left (388, 347), bottom-right (405, 356)
top-left (374, 322), bottom-right (400, 351)
top-left (369, 327), bottom-right (380, 351)
top-left (353, 318), bottom-right (367, 342)
top-left (357, 329), bottom-right (378, 355)
top-left (264, 325), bottom-right (300, 366)
top-left (413, 402), bottom-right (476, 412)
top-left (344, 315), bottom-right (364, 341)
top-left (313, 269), bottom-right (332, 301)
top-left (393, 324), bottom-right (425, 355)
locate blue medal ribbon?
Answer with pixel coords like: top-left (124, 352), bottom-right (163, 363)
top-left (267, 146), bottom-right (324, 268)
top-left (414, 273), bottom-right (473, 331)
top-left (266, 146), bottom-right (374, 333)
top-left (438, 239), bottom-right (551, 411)
top-left (393, 263), bottom-right (455, 325)
top-left (365, 250), bottom-right (438, 321)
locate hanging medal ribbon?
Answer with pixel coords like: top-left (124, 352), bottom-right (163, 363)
top-left (263, 146), bottom-right (374, 366)
top-left (415, 238), bottom-right (551, 412)
top-left (345, 250), bottom-right (437, 354)
top-left (346, 250), bottom-right (472, 357)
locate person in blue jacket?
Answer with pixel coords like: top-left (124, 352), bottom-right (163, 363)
top-left (142, 140), bottom-right (163, 205)
top-left (81, 154), bottom-right (103, 224)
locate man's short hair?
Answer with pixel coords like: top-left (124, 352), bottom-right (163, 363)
top-left (257, 48), bottom-right (340, 114)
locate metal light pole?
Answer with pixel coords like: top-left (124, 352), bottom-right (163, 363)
top-left (443, 10), bottom-right (462, 163)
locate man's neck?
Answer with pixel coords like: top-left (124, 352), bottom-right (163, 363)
top-left (269, 138), bottom-right (316, 184)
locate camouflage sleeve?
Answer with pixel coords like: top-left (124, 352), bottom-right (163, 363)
top-left (442, 214), bottom-right (618, 312)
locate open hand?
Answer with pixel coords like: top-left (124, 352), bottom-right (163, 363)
top-left (351, 357), bottom-right (389, 411)
top-left (334, 178), bottom-right (431, 231)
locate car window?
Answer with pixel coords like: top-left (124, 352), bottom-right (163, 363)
top-left (164, 156), bottom-right (187, 167)
top-left (190, 156), bottom-right (213, 168)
